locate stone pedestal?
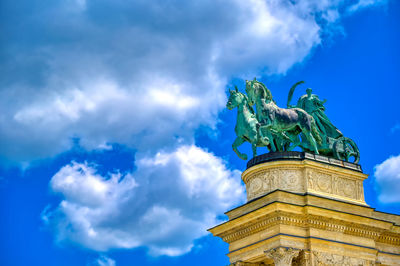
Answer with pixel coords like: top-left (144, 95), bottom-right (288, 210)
top-left (208, 152), bottom-right (400, 265)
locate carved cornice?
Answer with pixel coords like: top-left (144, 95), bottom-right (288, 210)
top-left (376, 232), bottom-right (400, 246)
top-left (219, 211), bottom-right (399, 246)
top-left (221, 214), bottom-right (282, 243)
top-left (229, 243), bottom-right (273, 264)
top-left (306, 214), bottom-right (384, 240)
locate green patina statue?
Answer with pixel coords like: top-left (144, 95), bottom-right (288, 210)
top-left (295, 88), bottom-right (342, 139)
top-left (227, 78), bottom-right (360, 163)
top-left (226, 86), bottom-right (270, 160)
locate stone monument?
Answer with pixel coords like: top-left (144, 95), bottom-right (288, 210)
top-left (209, 80), bottom-right (400, 265)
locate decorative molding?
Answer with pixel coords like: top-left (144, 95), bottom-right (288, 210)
top-left (229, 244), bottom-right (272, 264)
top-left (232, 249), bottom-right (380, 266)
top-left (220, 211), bottom-right (397, 245)
top-left (376, 232), bottom-right (400, 246)
top-left (221, 211), bottom-right (301, 243)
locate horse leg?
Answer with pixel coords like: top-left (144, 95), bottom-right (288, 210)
top-left (257, 125), bottom-right (270, 146)
top-left (285, 132), bottom-right (301, 151)
top-left (286, 136), bottom-right (300, 151)
top-left (232, 137), bottom-right (248, 160)
top-left (259, 125), bottom-right (276, 152)
top-left (303, 130), bottom-right (319, 154)
top-left (249, 130), bottom-right (259, 158)
top-left (251, 142), bottom-right (257, 158)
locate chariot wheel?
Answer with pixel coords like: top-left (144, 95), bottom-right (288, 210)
top-left (333, 137), bottom-right (360, 164)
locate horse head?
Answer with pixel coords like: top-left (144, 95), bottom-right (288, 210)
top-left (245, 78), bottom-right (273, 105)
top-left (226, 87), bottom-right (245, 110)
top-left (245, 78), bottom-right (257, 105)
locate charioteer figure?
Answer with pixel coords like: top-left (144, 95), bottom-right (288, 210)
top-left (295, 88), bottom-right (342, 139)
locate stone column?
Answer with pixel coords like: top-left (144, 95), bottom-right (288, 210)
top-left (264, 247), bottom-right (300, 266)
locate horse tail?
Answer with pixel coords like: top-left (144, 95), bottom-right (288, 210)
top-left (311, 118), bottom-right (322, 144)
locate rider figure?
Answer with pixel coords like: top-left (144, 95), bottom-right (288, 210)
top-left (296, 88), bottom-right (342, 139)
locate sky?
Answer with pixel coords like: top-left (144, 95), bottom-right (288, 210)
top-left (0, 0), bottom-right (399, 265)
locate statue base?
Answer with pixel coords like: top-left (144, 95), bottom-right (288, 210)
top-left (208, 152), bottom-right (400, 265)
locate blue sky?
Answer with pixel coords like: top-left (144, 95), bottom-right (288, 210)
top-left (0, 0), bottom-right (399, 265)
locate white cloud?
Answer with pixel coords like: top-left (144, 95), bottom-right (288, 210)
top-left (374, 154), bottom-right (400, 203)
top-left (0, 0), bottom-right (386, 162)
top-left (347, 0), bottom-right (388, 12)
top-left (91, 255), bottom-right (116, 266)
top-left (7, 77), bottom-right (220, 160)
top-left (42, 145), bottom-right (245, 256)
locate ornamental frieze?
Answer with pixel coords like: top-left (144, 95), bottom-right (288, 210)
top-left (244, 164), bottom-right (366, 204)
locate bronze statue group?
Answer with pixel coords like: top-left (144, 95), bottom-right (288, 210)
top-left (226, 78), bottom-right (359, 163)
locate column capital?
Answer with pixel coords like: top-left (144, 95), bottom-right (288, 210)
top-left (264, 247), bottom-right (300, 266)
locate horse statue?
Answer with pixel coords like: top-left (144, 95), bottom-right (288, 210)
top-left (245, 78), bottom-right (322, 154)
top-left (226, 87), bottom-right (270, 160)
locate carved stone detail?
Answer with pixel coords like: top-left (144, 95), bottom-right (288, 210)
top-left (336, 175), bottom-right (356, 198)
top-left (292, 250), bottom-right (312, 266)
top-left (281, 170), bottom-right (303, 191)
top-left (246, 168), bottom-right (304, 201)
top-left (316, 172), bottom-right (332, 193)
top-left (247, 173), bottom-right (264, 199)
top-left (244, 164), bottom-right (367, 203)
top-left (307, 169), bottom-right (363, 202)
top-left (264, 247), bottom-right (300, 266)
top-left (313, 251), bottom-right (375, 265)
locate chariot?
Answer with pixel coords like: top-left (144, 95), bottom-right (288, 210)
top-left (297, 134), bottom-right (360, 164)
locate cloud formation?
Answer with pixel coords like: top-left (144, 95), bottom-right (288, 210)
top-left (374, 154), bottom-right (400, 203)
top-left (42, 145), bottom-right (244, 256)
top-left (347, 0), bottom-right (388, 12)
top-left (0, 0), bottom-right (379, 162)
top-left (92, 255), bottom-right (116, 266)
top-left (3, 0), bottom-right (389, 259)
